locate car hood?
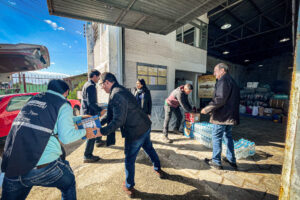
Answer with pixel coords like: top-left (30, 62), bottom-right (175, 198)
top-left (0, 43), bottom-right (50, 73)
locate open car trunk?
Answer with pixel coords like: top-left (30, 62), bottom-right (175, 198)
top-left (0, 43), bottom-right (50, 73)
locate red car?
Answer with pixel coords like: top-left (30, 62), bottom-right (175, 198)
top-left (0, 92), bottom-right (81, 140)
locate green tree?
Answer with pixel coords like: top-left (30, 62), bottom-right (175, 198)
top-left (68, 80), bottom-right (86, 100)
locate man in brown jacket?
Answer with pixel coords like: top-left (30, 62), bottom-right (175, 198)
top-left (201, 63), bottom-right (240, 170)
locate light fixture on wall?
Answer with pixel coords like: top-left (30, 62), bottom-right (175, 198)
top-left (223, 51), bottom-right (230, 55)
top-left (244, 59), bottom-right (250, 62)
top-left (221, 23), bottom-right (231, 30)
top-left (258, 64), bottom-right (263, 67)
top-left (279, 38), bottom-right (290, 43)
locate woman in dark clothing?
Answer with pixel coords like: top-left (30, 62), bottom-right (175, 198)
top-left (134, 79), bottom-right (152, 118)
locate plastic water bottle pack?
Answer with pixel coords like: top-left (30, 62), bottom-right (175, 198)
top-left (222, 138), bottom-right (256, 159)
top-left (193, 122), bottom-right (256, 159)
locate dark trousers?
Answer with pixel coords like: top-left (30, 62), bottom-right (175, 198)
top-left (2, 159), bottom-right (76, 200)
top-left (84, 137), bottom-right (101, 159)
top-left (163, 105), bottom-right (182, 136)
top-left (124, 129), bottom-right (161, 188)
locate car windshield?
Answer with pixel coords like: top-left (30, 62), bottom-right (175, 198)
top-left (6, 95), bottom-right (33, 112)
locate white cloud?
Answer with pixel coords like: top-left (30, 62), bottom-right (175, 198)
top-left (76, 30), bottom-right (83, 35)
top-left (8, 1), bottom-right (16, 6)
top-left (44, 19), bottom-right (64, 31)
top-left (51, 62), bottom-right (55, 65)
top-left (62, 42), bottom-right (68, 46)
top-left (69, 45), bottom-right (72, 48)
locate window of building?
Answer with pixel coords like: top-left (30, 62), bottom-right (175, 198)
top-left (137, 63), bottom-right (167, 90)
top-left (176, 19), bottom-right (208, 50)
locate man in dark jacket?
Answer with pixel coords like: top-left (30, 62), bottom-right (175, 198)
top-left (99, 72), bottom-right (164, 198)
top-left (163, 84), bottom-right (193, 143)
top-left (201, 63), bottom-right (240, 170)
top-left (81, 69), bottom-right (104, 163)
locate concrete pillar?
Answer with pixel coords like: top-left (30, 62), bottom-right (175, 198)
top-left (86, 22), bottom-right (94, 77)
top-left (279, 3), bottom-right (300, 199)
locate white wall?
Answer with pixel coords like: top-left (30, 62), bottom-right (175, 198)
top-left (93, 24), bottom-right (110, 103)
top-left (124, 28), bottom-right (207, 105)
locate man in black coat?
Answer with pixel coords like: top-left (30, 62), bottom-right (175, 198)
top-left (98, 72), bottom-right (164, 198)
top-left (201, 63), bottom-right (240, 170)
top-left (81, 69), bottom-right (104, 163)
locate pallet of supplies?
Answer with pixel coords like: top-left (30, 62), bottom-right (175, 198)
top-left (76, 115), bottom-right (101, 139)
top-left (193, 122), bottom-right (213, 148)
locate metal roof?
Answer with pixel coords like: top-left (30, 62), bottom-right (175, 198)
top-left (207, 0), bottom-right (295, 64)
top-left (47, 0), bottom-right (225, 35)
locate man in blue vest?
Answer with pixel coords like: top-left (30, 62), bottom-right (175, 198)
top-left (1, 79), bottom-right (101, 200)
top-left (81, 69), bottom-right (104, 163)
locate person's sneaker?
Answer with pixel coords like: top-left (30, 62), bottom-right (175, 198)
top-left (154, 169), bottom-right (167, 179)
top-left (162, 135), bottom-right (173, 143)
top-left (173, 129), bottom-right (182, 135)
top-left (95, 140), bottom-right (106, 147)
top-left (84, 155), bottom-right (101, 163)
top-left (222, 157), bottom-right (238, 170)
top-left (204, 158), bottom-right (223, 170)
top-left (122, 182), bottom-right (136, 198)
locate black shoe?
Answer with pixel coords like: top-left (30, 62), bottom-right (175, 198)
top-left (162, 135), bottom-right (173, 143)
top-left (222, 157), bottom-right (238, 170)
top-left (84, 155), bottom-right (101, 163)
top-left (173, 129), bottom-right (182, 135)
top-left (154, 169), bottom-right (167, 179)
top-left (96, 140), bottom-right (106, 147)
top-left (204, 158), bottom-right (223, 170)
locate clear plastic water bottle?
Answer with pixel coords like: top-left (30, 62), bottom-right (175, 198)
top-left (249, 142), bottom-right (256, 156)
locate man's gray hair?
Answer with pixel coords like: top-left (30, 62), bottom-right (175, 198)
top-left (216, 63), bottom-right (229, 72)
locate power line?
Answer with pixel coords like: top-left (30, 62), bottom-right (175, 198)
top-left (0, 0), bottom-right (46, 23)
top-left (0, 0), bottom-right (85, 36)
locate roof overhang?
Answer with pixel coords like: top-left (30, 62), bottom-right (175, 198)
top-left (47, 0), bottom-right (225, 35)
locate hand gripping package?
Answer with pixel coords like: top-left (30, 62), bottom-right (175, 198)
top-left (76, 115), bottom-right (101, 139)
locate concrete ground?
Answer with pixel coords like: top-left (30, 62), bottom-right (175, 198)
top-left (25, 116), bottom-right (285, 200)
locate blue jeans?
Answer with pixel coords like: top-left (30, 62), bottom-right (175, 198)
top-left (2, 159), bottom-right (76, 200)
top-left (84, 137), bottom-right (101, 159)
top-left (124, 129), bottom-right (161, 189)
top-left (212, 124), bottom-right (236, 166)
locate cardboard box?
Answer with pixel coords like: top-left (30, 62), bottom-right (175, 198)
top-left (184, 127), bottom-right (194, 138)
top-left (185, 112), bottom-right (201, 122)
top-left (269, 99), bottom-right (288, 109)
top-left (272, 108), bottom-right (283, 115)
top-left (282, 115), bottom-right (288, 124)
top-left (184, 121), bottom-right (194, 130)
top-left (76, 115), bottom-right (101, 139)
top-left (258, 107), bottom-right (264, 116)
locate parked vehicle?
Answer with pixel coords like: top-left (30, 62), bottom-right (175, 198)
top-left (0, 92), bottom-right (81, 141)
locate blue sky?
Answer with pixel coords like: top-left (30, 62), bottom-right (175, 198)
top-left (0, 0), bottom-right (87, 76)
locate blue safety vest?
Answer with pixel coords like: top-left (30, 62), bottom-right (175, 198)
top-left (1, 92), bottom-right (68, 177)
